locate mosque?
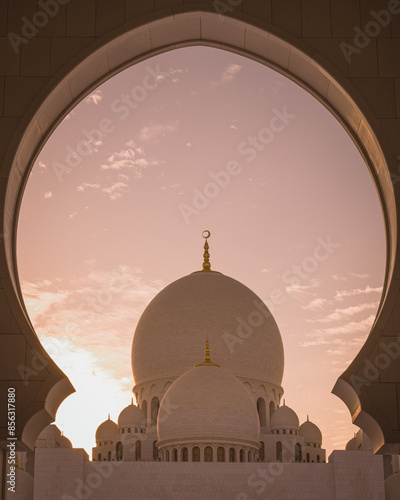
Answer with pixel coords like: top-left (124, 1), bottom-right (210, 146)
top-left (9, 232), bottom-right (397, 499)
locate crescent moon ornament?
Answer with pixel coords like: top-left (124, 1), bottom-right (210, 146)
top-left (202, 230), bottom-right (210, 239)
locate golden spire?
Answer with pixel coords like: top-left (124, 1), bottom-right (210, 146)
top-left (108, 413), bottom-right (110, 420)
top-left (307, 415), bottom-right (309, 422)
top-left (195, 339), bottom-right (221, 367)
top-left (191, 230), bottom-right (221, 274)
top-left (283, 399), bottom-right (286, 407)
top-left (202, 230), bottom-right (211, 271)
top-left (204, 339), bottom-right (211, 362)
top-left (131, 398), bottom-right (133, 405)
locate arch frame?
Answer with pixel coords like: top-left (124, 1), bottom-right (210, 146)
top-left (1, 5), bottom-right (399, 452)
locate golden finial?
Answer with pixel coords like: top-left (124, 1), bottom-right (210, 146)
top-left (195, 339), bottom-right (221, 367)
top-left (307, 415), bottom-right (309, 422)
top-left (202, 230), bottom-right (211, 271)
top-left (205, 339), bottom-right (211, 362)
top-left (191, 230), bottom-right (221, 274)
top-left (283, 399), bottom-right (286, 407)
top-left (131, 398), bottom-right (133, 405)
top-left (107, 413), bottom-right (110, 420)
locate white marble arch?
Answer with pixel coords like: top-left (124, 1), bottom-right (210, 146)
top-left (1, 3), bottom-right (399, 454)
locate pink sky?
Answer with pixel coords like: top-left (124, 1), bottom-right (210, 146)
top-left (17, 46), bottom-right (385, 456)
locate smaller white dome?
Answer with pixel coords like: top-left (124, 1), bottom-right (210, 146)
top-left (95, 417), bottom-right (118, 442)
top-left (118, 402), bottom-right (146, 429)
top-left (35, 424), bottom-right (73, 448)
top-left (270, 404), bottom-right (299, 431)
top-left (58, 434), bottom-right (72, 448)
top-left (157, 359), bottom-right (260, 449)
top-left (299, 419), bottom-right (322, 444)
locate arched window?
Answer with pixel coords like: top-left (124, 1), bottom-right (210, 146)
top-left (128, 428), bottom-right (131, 433)
top-left (283, 429), bottom-right (286, 434)
top-left (165, 450), bottom-right (170, 462)
top-left (108, 451), bottom-right (111, 461)
top-left (257, 398), bottom-right (267, 427)
top-left (248, 450), bottom-right (252, 462)
top-left (153, 441), bottom-right (158, 461)
top-left (240, 449), bottom-right (245, 462)
top-left (276, 430), bottom-right (279, 434)
top-left (98, 453), bottom-right (101, 461)
top-left (290, 430), bottom-right (292, 435)
top-left (192, 447), bottom-right (200, 462)
top-left (229, 448), bottom-right (236, 462)
top-left (313, 443), bottom-right (316, 447)
top-left (295, 443), bottom-right (302, 463)
top-left (317, 455), bottom-right (320, 463)
top-left (116, 442), bottom-right (123, 461)
top-left (182, 447), bottom-right (188, 462)
top-left (141, 400), bottom-right (147, 426)
top-left (276, 442), bottom-right (282, 462)
top-left (172, 448), bottom-right (178, 462)
top-left (151, 397), bottom-right (160, 426)
top-left (259, 442), bottom-right (265, 462)
top-left (269, 401), bottom-right (275, 420)
top-left (217, 447), bottom-right (225, 462)
top-left (306, 453), bottom-right (310, 463)
top-left (135, 441), bottom-right (141, 461)
top-left (204, 446), bottom-right (213, 462)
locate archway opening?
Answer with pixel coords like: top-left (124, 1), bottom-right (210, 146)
top-left (16, 41), bottom-right (386, 457)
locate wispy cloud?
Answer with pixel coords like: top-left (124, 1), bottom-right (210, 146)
top-left (212, 63), bottom-right (242, 86)
top-left (38, 161), bottom-right (47, 174)
top-left (315, 314), bottom-right (375, 337)
top-left (85, 90), bottom-right (103, 105)
top-left (334, 286), bottom-right (382, 301)
top-left (21, 267), bottom-right (164, 381)
top-left (302, 297), bottom-right (327, 310)
top-left (285, 279), bottom-right (321, 299)
top-left (138, 122), bottom-right (178, 142)
top-left (300, 338), bottom-right (330, 347)
top-left (315, 302), bottom-right (379, 323)
top-left (349, 273), bottom-right (370, 279)
top-left (77, 183), bottom-right (100, 192)
top-left (332, 274), bottom-right (347, 282)
top-left (100, 143), bottom-right (160, 175)
top-left (101, 181), bottom-right (128, 200)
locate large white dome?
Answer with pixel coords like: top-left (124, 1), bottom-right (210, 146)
top-left (132, 271), bottom-right (284, 387)
top-left (157, 362), bottom-right (260, 448)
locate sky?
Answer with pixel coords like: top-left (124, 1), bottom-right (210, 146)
top-left (16, 46), bottom-right (386, 457)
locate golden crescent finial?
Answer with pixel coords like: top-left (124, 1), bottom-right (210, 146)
top-left (202, 230), bottom-right (211, 271)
